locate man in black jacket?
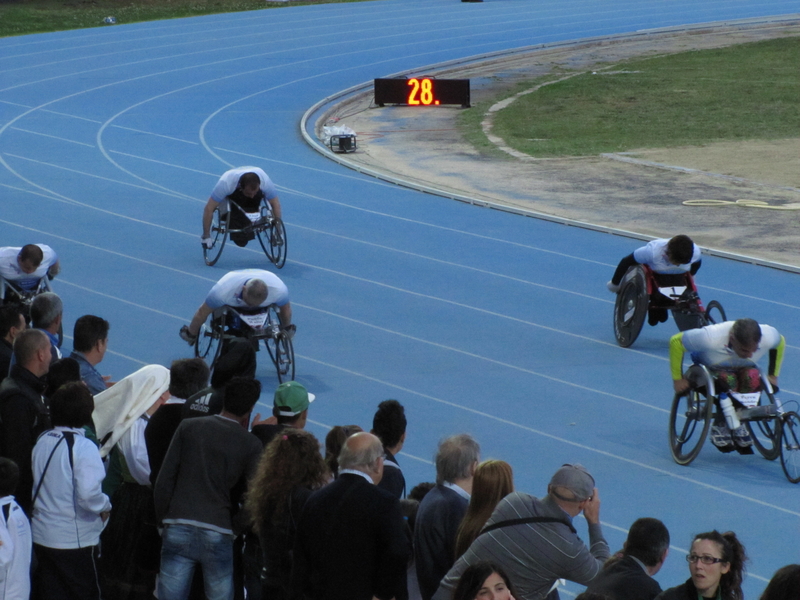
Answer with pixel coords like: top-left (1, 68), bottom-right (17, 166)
top-left (0, 304), bottom-right (26, 383)
top-left (291, 432), bottom-right (410, 600)
top-left (0, 328), bottom-right (52, 515)
top-left (585, 517), bottom-right (670, 600)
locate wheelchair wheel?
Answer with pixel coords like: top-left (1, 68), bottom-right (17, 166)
top-left (265, 332), bottom-right (295, 383)
top-left (669, 387), bottom-right (714, 465)
top-left (195, 314), bottom-right (224, 369)
top-left (780, 412), bottom-right (800, 483)
top-left (703, 300), bottom-right (726, 325)
top-left (263, 306), bottom-right (295, 382)
top-left (203, 207), bottom-right (229, 266)
top-left (745, 385), bottom-right (782, 461)
top-left (258, 218), bottom-right (287, 269)
top-left (613, 266), bottom-right (648, 347)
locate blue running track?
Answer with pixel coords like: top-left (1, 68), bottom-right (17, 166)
top-left (1, 0), bottom-right (798, 595)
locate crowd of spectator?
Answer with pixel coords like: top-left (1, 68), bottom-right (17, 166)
top-left (0, 245), bottom-right (796, 600)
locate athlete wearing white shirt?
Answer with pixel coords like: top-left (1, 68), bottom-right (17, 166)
top-left (201, 167), bottom-right (282, 248)
top-left (607, 235), bottom-right (701, 292)
top-left (180, 269), bottom-right (293, 344)
top-left (0, 244), bottom-right (60, 293)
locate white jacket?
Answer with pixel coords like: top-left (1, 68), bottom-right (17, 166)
top-left (0, 496), bottom-right (31, 600)
top-left (31, 428), bottom-right (111, 549)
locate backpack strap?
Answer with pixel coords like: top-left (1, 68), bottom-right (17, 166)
top-left (31, 430), bottom-right (76, 509)
top-left (480, 515), bottom-right (577, 537)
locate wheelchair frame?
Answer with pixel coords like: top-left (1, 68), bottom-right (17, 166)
top-left (613, 265), bottom-right (725, 347)
top-left (668, 363), bottom-right (800, 483)
top-left (0, 275), bottom-right (52, 308)
top-left (194, 304), bottom-right (295, 383)
top-left (1, 276), bottom-right (64, 346)
top-left (203, 198), bottom-right (287, 269)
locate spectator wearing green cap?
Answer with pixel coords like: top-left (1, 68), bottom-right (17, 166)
top-left (252, 381), bottom-right (315, 448)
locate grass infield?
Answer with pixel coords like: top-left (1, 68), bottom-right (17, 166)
top-left (460, 37), bottom-right (800, 158)
top-left (0, 0), bottom-right (361, 38)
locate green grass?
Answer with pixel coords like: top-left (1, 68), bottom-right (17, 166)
top-left (0, 0), bottom-right (365, 38)
top-left (464, 37), bottom-right (800, 158)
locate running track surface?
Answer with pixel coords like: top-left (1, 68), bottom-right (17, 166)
top-left (1, 0), bottom-right (798, 595)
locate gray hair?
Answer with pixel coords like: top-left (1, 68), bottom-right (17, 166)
top-left (243, 279), bottom-right (268, 307)
top-left (338, 432), bottom-right (384, 471)
top-left (30, 292), bottom-right (62, 329)
top-left (435, 433), bottom-right (480, 485)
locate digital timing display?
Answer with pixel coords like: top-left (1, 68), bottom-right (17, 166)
top-left (374, 78), bottom-right (471, 108)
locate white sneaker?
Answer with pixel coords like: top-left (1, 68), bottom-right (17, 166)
top-left (607, 281), bottom-right (620, 294)
top-left (732, 425), bottom-right (753, 447)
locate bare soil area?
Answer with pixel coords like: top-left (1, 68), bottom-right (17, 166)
top-left (324, 18), bottom-right (800, 269)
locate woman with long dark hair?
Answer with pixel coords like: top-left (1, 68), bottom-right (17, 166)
top-left (245, 429), bottom-right (329, 599)
top-left (454, 460), bottom-right (514, 559)
top-left (452, 561), bottom-right (516, 600)
top-left (656, 530), bottom-right (747, 600)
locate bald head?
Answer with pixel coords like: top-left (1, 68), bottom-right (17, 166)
top-left (338, 432), bottom-right (384, 483)
top-left (13, 328), bottom-right (51, 376)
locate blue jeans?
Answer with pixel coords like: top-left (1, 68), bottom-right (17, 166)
top-left (158, 524), bottom-right (234, 600)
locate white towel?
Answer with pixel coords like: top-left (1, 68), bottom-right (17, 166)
top-left (92, 364), bottom-right (170, 458)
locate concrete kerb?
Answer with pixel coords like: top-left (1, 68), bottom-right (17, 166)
top-left (299, 16), bottom-right (800, 275)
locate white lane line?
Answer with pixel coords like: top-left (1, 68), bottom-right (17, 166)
top-left (10, 127), bottom-right (95, 147)
top-left (298, 354), bottom-right (800, 517)
top-left (291, 223), bottom-right (614, 305)
top-left (55, 279), bottom-right (191, 319)
top-left (4, 153), bottom-right (195, 201)
top-left (7, 211), bottom-right (800, 390)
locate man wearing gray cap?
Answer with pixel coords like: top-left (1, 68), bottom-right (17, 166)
top-left (433, 463), bottom-right (610, 600)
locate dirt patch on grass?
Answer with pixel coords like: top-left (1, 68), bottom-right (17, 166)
top-left (327, 18), bottom-right (800, 269)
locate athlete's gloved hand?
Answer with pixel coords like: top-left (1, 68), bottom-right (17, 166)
top-left (179, 325), bottom-right (197, 345)
top-left (201, 236), bottom-right (214, 249)
top-left (281, 324), bottom-right (296, 340)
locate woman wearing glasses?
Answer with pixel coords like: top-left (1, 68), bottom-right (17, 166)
top-left (655, 530), bottom-right (747, 600)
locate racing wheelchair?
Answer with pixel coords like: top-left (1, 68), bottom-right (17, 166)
top-left (614, 265), bottom-right (725, 347)
top-left (203, 198), bottom-right (287, 269)
top-left (0, 275), bottom-right (62, 343)
top-left (194, 305), bottom-right (295, 383)
top-left (669, 364), bottom-right (800, 483)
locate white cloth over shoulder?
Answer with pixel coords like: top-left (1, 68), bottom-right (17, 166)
top-left (93, 364), bottom-right (170, 458)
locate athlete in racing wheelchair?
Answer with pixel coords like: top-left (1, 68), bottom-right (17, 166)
top-left (669, 318), bottom-right (785, 464)
top-left (200, 167), bottom-right (287, 268)
top-left (179, 269), bottom-right (296, 382)
top-left (0, 244), bottom-right (60, 311)
top-left (609, 235), bottom-right (725, 347)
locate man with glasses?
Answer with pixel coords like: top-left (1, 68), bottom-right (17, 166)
top-left (670, 318), bottom-right (785, 453)
top-left (433, 463), bottom-right (610, 600)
